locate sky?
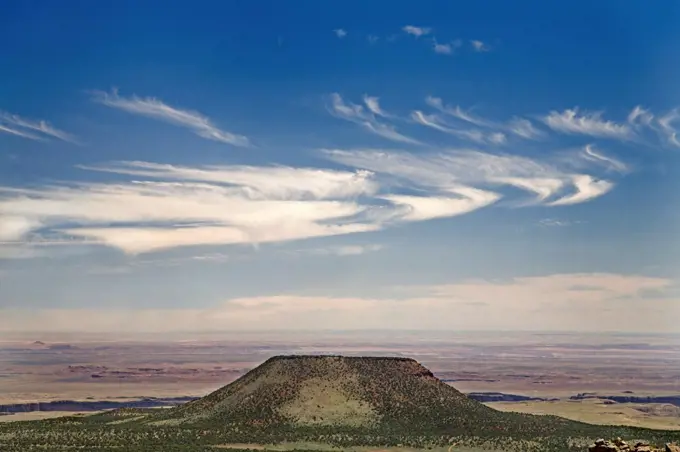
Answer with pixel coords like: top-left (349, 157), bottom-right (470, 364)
top-left (1, 0), bottom-right (680, 333)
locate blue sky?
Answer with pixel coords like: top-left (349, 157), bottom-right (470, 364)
top-left (1, 0), bottom-right (680, 333)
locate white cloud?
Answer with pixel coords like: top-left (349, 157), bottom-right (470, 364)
top-left (628, 105), bottom-right (654, 126)
top-left (0, 144), bottom-right (619, 255)
top-left (325, 147), bottom-right (615, 207)
top-left (2, 153), bottom-right (522, 254)
top-left (581, 144), bottom-right (628, 173)
top-left (91, 89), bottom-right (250, 147)
top-left (330, 244), bottom-right (382, 255)
top-left (80, 161), bottom-right (379, 200)
top-left (548, 175), bottom-right (614, 206)
top-left (367, 35), bottom-right (379, 44)
top-left (470, 40), bottom-right (490, 52)
top-left (402, 25), bottom-right (431, 38)
top-left (62, 224), bottom-right (372, 254)
top-left (0, 123), bottom-right (44, 140)
top-left (493, 177), bottom-right (565, 203)
top-left (0, 112), bottom-right (77, 143)
top-left (425, 96), bottom-right (495, 128)
top-left (362, 95), bottom-right (388, 117)
top-left (433, 43), bottom-right (453, 55)
top-left (411, 111), bottom-right (481, 142)
top-left (329, 93), bottom-right (421, 144)
top-left (0, 92), bottom-right (639, 256)
top-left (508, 117), bottom-right (543, 139)
top-left (657, 109), bottom-right (680, 147)
top-left (0, 217), bottom-right (41, 241)
top-left (381, 187), bottom-right (500, 221)
top-left (487, 132), bottom-right (506, 145)
top-left (424, 96), bottom-right (548, 142)
top-left (433, 39), bottom-right (464, 55)
top-left (411, 111), bottom-right (459, 134)
top-left (361, 121), bottom-right (420, 144)
top-left (1, 273), bottom-right (673, 333)
top-left (543, 108), bottom-right (633, 140)
top-left (411, 111), bottom-right (504, 145)
top-left (334, 28), bottom-right (347, 38)
top-left (290, 244), bottom-right (383, 257)
top-left (0, 164), bottom-right (381, 254)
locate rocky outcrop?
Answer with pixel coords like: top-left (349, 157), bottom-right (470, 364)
top-left (587, 438), bottom-right (680, 452)
top-left (589, 438), bottom-right (625, 451)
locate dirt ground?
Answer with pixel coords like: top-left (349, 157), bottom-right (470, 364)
top-left (486, 398), bottom-right (680, 430)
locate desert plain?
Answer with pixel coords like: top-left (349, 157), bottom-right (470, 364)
top-left (1, 330), bottom-right (679, 428)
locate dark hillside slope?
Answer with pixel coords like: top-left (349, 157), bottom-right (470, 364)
top-left (158, 355), bottom-right (581, 436)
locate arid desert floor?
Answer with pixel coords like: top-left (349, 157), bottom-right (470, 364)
top-left (1, 330), bottom-right (679, 429)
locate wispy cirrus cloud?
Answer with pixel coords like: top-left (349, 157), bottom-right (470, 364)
top-left (420, 97), bottom-right (680, 148)
top-left (415, 96), bottom-right (540, 143)
top-left (381, 188), bottom-right (501, 222)
top-left (410, 111), bottom-right (504, 145)
top-left (547, 175), bottom-right (613, 206)
top-left (91, 89), bottom-right (250, 147)
top-left (425, 96), bottom-right (496, 128)
top-left (543, 108), bottom-right (633, 140)
top-left (532, 103), bottom-right (680, 148)
top-left (323, 94), bottom-right (637, 210)
top-left (0, 111), bottom-right (78, 143)
top-left (507, 117), bottom-right (544, 139)
top-left (628, 105), bottom-right (654, 127)
top-left (333, 28), bottom-right (347, 38)
top-left (324, 95), bottom-right (629, 209)
top-left (328, 93), bottom-right (421, 144)
top-left (78, 160), bottom-right (379, 200)
top-left (0, 124), bottom-right (41, 140)
top-left (0, 142), bottom-right (619, 255)
top-left (325, 147), bottom-right (616, 208)
top-left (0, 93), bottom-right (639, 257)
top-left (402, 25), bottom-right (432, 38)
top-left (362, 95), bottom-right (389, 118)
top-left (581, 144), bottom-right (628, 173)
top-left (0, 163), bottom-right (380, 254)
top-left (657, 109), bottom-right (680, 147)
